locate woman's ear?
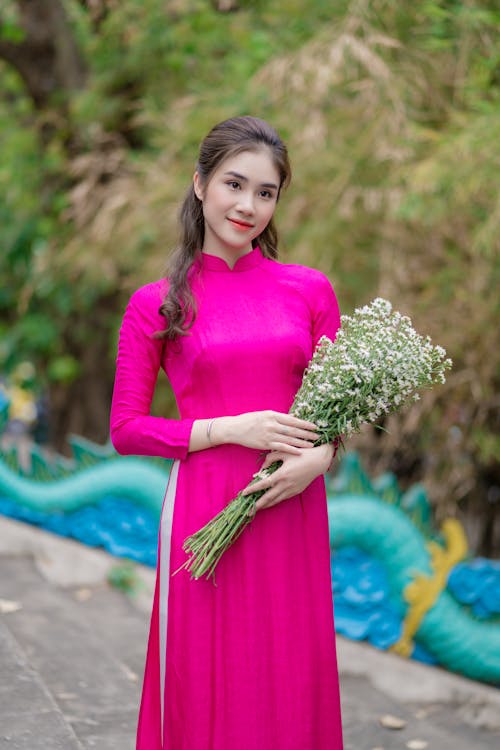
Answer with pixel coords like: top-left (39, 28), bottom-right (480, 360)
top-left (193, 171), bottom-right (204, 201)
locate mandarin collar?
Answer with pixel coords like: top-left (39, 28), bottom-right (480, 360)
top-left (196, 245), bottom-right (264, 272)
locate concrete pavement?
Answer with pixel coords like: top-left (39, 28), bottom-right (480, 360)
top-left (1, 516), bottom-right (498, 749)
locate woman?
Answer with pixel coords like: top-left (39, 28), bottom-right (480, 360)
top-left (110, 116), bottom-right (344, 749)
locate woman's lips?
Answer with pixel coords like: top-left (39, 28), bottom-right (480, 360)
top-left (227, 218), bottom-right (254, 230)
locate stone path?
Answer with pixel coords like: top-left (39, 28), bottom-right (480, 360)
top-left (0, 517), bottom-right (498, 749)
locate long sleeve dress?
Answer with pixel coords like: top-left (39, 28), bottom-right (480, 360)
top-left (110, 245), bottom-right (344, 750)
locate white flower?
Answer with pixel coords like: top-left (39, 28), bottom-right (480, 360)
top-left (289, 298), bottom-right (451, 445)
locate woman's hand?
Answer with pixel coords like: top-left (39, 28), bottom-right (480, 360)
top-left (214, 410), bottom-right (319, 454)
top-left (242, 443), bottom-right (334, 511)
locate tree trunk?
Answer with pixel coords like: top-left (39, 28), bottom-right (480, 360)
top-left (48, 295), bottom-right (121, 453)
top-left (210, 0), bottom-right (240, 12)
top-left (0, 0), bottom-right (86, 110)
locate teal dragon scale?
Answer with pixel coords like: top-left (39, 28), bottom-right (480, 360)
top-left (0, 436), bottom-right (168, 518)
top-left (0, 439), bottom-right (498, 685)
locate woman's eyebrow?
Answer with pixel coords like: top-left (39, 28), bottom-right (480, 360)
top-left (223, 170), bottom-right (278, 190)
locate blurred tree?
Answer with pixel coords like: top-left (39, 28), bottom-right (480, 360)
top-left (0, 0), bottom-right (498, 552)
top-left (242, 0), bottom-right (499, 554)
top-left (78, 0), bottom-right (110, 30)
top-left (0, 0), bottom-right (337, 448)
top-left (210, 0), bottom-right (240, 11)
top-left (0, 0), bottom-right (86, 108)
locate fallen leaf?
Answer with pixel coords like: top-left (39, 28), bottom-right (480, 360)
top-left (379, 714), bottom-right (407, 730)
top-left (119, 661), bottom-right (139, 682)
top-left (414, 709), bottom-right (428, 719)
top-left (74, 587), bottom-right (92, 601)
top-left (0, 599), bottom-right (22, 614)
top-left (414, 704), bottom-right (439, 720)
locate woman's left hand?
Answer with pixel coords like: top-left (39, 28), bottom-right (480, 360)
top-left (242, 443), bottom-right (334, 511)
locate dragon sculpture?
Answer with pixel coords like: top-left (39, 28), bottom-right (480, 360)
top-left (0, 439), bottom-right (498, 684)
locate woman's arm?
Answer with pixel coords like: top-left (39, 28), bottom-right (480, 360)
top-left (111, 286), bottom-right (320, 459)
top-left (188, 412), bottom-right (320, 453)
top-left (311, 269), bottom-right (341, 348)
top-left (110, 286), bottom-right (195, 460)
top-left (242, 444), bottom-right (334, 511)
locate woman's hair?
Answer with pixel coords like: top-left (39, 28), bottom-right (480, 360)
top-left (156, 116), bottom-right (291, 340)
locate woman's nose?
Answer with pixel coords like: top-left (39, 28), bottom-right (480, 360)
top-left (235, 192), bottom-right (255, 214)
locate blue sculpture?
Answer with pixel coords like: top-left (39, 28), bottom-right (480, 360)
top-left (0, 438), bottom-right (498, 685)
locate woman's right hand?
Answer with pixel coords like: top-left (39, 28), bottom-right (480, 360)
top-left (217, 411), bottom-right (319, 454)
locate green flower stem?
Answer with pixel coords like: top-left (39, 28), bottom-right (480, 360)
top-left (173, 460), bottom-right (283, 581)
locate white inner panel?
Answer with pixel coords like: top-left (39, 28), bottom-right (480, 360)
top-left (159, 458), bottom-right (180, 737)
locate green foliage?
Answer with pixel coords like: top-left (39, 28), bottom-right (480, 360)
top-left (70, 0), bottom-right (348, 136)
top-left (107, 560), bottom-right (145, 596)
top-left (0, 0), bottom-right (498, 548)
top-left (0, 1), bottom-right (22, 41)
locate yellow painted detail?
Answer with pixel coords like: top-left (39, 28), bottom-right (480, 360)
top-left (391, 519), bottom-right (468, 658)
top-left (7, 385), bottom-right (37, 423)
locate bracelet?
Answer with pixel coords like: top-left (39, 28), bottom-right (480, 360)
top-left (206, 418), bottom-right (216, 445)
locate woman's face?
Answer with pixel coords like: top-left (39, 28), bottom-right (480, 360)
top-left (193, 148), bottom-right (280, 258)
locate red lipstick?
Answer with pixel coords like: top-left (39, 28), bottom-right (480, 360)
top-left (228, 218), bottom-right (254, 230)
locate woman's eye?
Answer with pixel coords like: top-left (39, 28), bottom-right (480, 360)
top-left (227, 181), bottom-right (240, 189)
top-left (260, 190), bottom-right (273, 199)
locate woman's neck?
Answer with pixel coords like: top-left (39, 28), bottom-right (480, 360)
top-left (201, 245), bottom-right (254, 270)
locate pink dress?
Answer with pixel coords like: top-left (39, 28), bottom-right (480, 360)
top-left (110, 245), bottom-right (344, 750)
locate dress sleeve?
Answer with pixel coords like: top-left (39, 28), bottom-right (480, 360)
top-left (311, 271), bottom-right (341, 349)
top-left (109, 285), bottom-right (194, 460)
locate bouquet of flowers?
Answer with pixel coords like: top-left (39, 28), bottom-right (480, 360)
top-left (175, 298), bottom-right (452, 582)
